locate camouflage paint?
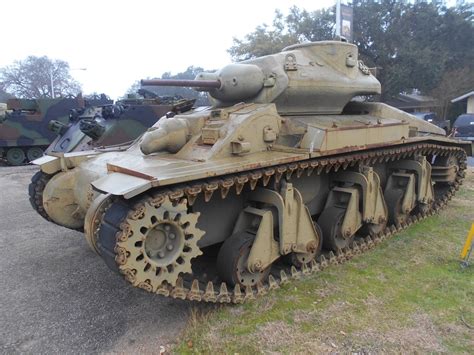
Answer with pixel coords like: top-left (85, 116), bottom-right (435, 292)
top-left (0, 96), bottom-right (111, 164)
top-left (47, 97), bottom-right (195, 153)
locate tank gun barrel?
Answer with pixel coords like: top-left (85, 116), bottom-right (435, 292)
top-left (140, 79), bottom-right (221, 90)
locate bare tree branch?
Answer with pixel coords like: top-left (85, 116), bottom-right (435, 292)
top-left (0, 56), bottom-right (82, 99)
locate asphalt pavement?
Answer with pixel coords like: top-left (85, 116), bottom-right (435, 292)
top-left (0, 165), bottom-right (196, 353)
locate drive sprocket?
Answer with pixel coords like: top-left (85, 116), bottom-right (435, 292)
top-left (113, 195), bottom-right (204, 291)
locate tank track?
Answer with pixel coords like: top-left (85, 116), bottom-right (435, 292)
top-left (98, 142), bottom-right (467, 303)
top-left (28, 171), bottom-right (84, 232)
top-left (28, 171), bottom-right (53, 222)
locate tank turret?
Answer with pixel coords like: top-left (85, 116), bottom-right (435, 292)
top-left (142, 41), bottom-right (380, 115)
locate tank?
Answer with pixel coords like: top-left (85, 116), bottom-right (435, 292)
top-left (31, 40), bottom-right (470, 303)
top-left (0, 95), bottom-right (111, 165)
top-left (30, 93), bottom-right (195, 223)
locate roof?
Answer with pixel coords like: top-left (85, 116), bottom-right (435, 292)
top-left (385, 93), bottom-right (439, 109)
top-left (451, 91), bottom-right (474, 103)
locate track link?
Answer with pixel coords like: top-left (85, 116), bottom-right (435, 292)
top-left (29, 171), bottom-right (53, 222)
top-left (97, 142), bottom-right (467, 303)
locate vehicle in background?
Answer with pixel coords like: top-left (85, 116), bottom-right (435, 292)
top-left (46, 92), bottom-right (195, 154)
top-left (0, 95), bottom-right (111, 165)
top-left (413, 112), bottom-right (450, 132)
top-left (453, 114), bottom-right (474, 142)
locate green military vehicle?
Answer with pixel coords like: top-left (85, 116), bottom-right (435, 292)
top-left (46, 91), bottom-right (195, 154)
top-left (32, 40), bottom-right (469, 303)
top-left (0, 95), bottom-right (111, 165)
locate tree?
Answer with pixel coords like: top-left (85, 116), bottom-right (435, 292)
top-left (228, 7), bottom-right (335, 61)
top-left (124, 66), bottom-right (212, 106)
top-left (228, 1), bottom-right (474, 108)
top-left (0, 56), bottom-right (81, 99)
top-left (124, 80), bottom-right (141, 97)
top-left (430, 67), bottom-right (474, 121)
top-left (353, 0), bottom-right (474, 100)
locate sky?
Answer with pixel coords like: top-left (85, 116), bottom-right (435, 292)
top-left (1, 0), bottom-right (334, 99)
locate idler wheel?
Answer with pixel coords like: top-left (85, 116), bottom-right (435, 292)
top-left (384, 188), bottom-right (409, 227)
top-left (108, 196), bottom-right (204, 290)
top-left (217, 232), bottom-right (271, 287)
top-left (28, 171), bottom-right (53, 222)
top-left (318, 206), bottom-right (352, 251)
top-left (435, 155), bottom-right (459, 185)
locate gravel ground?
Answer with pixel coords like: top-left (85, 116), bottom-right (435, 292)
top-left (0, 165), bottom-right (192, 354)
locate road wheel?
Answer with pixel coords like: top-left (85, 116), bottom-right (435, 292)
top-left (6, 148), bottom-right (25, 165)
top-left (26, 147), bottom-right (44, 161)
top-left (318, 206), bottom-right (352, 251)
top-left (358, 218), bottom-right (387, 237)
top-left (217, 232), bottom-right (271, 287)
top-left (384, 188), bottom-right (409, 227)
top-left (285, 222), bottom-right (322, 267)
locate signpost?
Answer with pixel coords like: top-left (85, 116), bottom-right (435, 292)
top-left (336, 1), bottom-right (353, 42)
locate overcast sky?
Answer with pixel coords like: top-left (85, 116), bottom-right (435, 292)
top-left (1, 0), bottom-right (335, 99)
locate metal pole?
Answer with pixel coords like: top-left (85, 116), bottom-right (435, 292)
top-left (336, 0), bottom-right (341, 37)
top-left (50, 67), bottom-right (55, 98)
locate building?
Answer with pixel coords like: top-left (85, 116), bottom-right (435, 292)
top-left (385, 92), bottom-right (440, 114)
top-left (451, 91), bottom-right (474, 114)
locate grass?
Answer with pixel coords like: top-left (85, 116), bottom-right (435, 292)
top-left (175, 168), bottom-right (474, 354)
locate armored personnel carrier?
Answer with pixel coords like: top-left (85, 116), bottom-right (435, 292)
top-left (32, 41), bottom-right (470, 303)
top-left (30, 93), bottom-right (195, 223)
top-left (0, 95), bottom-right (111, 165)
top-left (46, 93), bottom-right (195, 154)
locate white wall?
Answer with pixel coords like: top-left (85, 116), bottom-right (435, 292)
top-left (467, 96), bottom-right (474, 114)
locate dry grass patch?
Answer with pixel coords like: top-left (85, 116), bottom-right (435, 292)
top-left (176, 168), bottom-right (474, 354)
